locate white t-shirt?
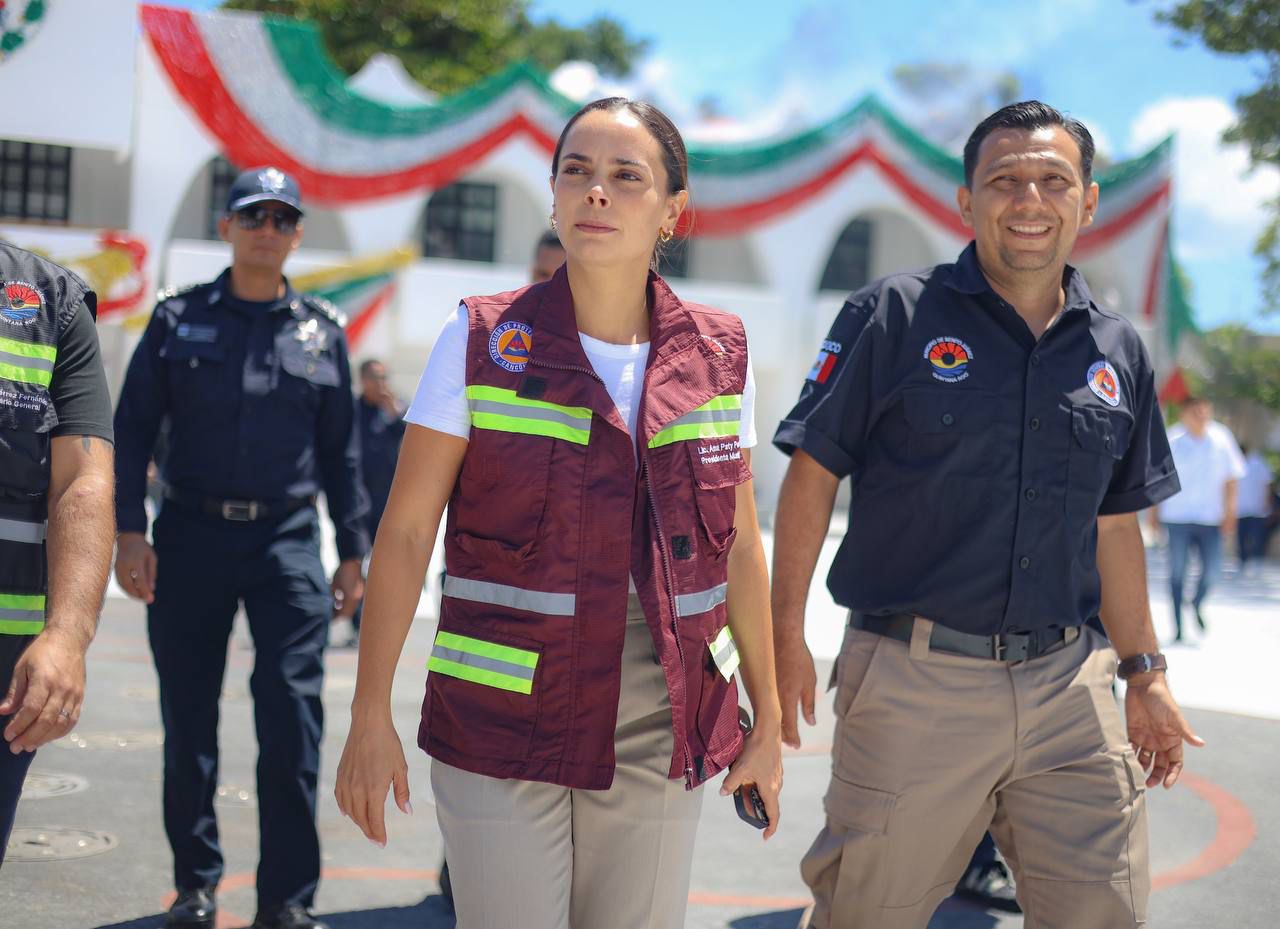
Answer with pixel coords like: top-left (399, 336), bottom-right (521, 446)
top-left (1237, 451), bottom-right (1273, 518)
top-left (406, 303), bottom-right (758, 454)
top-left (1157, 421), bottom-right (1247, 525)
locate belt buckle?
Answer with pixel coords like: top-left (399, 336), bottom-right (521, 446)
top-left (220, 500), bottom-right (259, 521)
top-left (995, 633), bottom-right (1031, 664)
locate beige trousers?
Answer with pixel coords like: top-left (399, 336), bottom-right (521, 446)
top-left (431, 595), bottom-right (704, 929)
top-left (804, 621), bottom-right (1149, 929)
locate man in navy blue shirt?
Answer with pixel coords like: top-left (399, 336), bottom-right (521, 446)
top-left (348, 358), bottom-right (405, 642)
top-left (772, 103), bottom-right (1201, 929)
top-left (113, 168), bottom-right (368, 929)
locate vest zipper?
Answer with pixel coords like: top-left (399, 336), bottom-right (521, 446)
top-left (642, 457), bottom-right (697, 787)
top-left (531, 357), bottom-right (697, 786)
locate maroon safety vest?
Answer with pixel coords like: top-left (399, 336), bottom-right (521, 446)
top-left (418, 266), bottom-right (749, 790)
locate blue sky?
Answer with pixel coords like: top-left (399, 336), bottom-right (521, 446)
top-left (176, 0), bottom-right (1277, 330)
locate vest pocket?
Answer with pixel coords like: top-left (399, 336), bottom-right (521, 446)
top-left (687, 442), bottom-right (749, 551)
top-left (454, 433), bottom-right (554, 558)
top-left (424, 624), bottom-right (543, 762)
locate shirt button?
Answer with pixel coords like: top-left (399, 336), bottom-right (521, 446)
top-left (189, 358), bottom-right (200, 369)
top-left (1019, 556), bottom-right (1031, 569)
top-left (1025, 488), bottom-right (1038, 502)
top-left (1029, 417), bottom-right (1041, 431)
top-left (1030, 354), bottom-right (1041, 367)
top-left (941, 413), bottom-right (955, 426)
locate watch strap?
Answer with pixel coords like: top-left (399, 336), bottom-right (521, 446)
top-left (1117, 652), bottom-right (1167, 680)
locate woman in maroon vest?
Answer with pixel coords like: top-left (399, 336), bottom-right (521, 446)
top-left (336, 98), bottom-right (782, 928)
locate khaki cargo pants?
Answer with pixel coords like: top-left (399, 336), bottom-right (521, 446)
top-left (804, 620), bottom-right (1149, 929)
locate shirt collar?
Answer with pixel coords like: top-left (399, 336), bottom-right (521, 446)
top-left (210, 268), bottom-right (298, 314)
top-left (945, 240), bottom-right (1097, 314)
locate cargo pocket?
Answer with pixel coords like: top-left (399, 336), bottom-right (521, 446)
top-left (424, 626), bottom-right (543, 762)
top-left (821, 775), bottom-right (897, 914)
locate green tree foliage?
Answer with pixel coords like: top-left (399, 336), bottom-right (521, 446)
top-left (220, 0), bottom-right (649, 96)
top-left (1156, 1), bottom-right (1280, 312)
top-left (1188, 324), bottom-right (1280, 412)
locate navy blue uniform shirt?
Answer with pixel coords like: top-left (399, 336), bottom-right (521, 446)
top-left (774, 242), bottom-right (1180, 635)
top-left (357, 395), bottom-right (405, 526)
top-left (114, 270), bottom-right (370, 560)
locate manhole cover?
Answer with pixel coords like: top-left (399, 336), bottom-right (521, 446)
top-left (58, 730), bottom-right (163, 751)
top-left (5, 828), bottom-right (118, 861)
top-left (21, 772), bottom-right (89, 799)
top-left (215, 784), bottom-right (256, 806)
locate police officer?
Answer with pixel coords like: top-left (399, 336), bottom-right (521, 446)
top-left (113, 168), bottom-right (368, 929)
top-left (348, 358), bottom-right (405, 643)
top-left (0, 244), bottom-right (115, 864)
top-left (772, 102), bottom-right (1201, 929)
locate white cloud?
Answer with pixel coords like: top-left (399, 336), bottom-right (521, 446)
top-left (1128, 96), bottom-right (1279, 259)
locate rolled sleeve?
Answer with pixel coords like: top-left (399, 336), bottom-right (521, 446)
top-left (772, 298), bottom-right (877, 479)
top-left (1098, 343), bottom-right (1180, 515)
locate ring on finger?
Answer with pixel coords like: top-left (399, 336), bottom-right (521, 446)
top-left (57, 709), bottom-right (72, 719)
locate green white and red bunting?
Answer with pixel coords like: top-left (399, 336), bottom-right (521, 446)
top-left (0, 0), bottom-right (46, 62)
top-left (140, 3), bottom-right (1175, 252)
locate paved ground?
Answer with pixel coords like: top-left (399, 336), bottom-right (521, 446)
top-left (2, 538), bottom-right (1277, 928)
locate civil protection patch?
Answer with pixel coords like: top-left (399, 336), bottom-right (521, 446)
top-left (1087, 360), bottom-right (1121, 407)
top-left (489, 321), bottom-right (533, 373)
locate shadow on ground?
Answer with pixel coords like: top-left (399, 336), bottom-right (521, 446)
top-left (93, 895), bottom-right (458, 929)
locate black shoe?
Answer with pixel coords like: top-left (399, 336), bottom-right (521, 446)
top-left (250, 904), bottom-right (330, 929)
top-left (955, 859), bottom-right (1021, 913)
top-left (166, 889), bottom-right (216, 928)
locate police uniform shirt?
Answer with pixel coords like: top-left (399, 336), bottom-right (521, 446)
top-left (113, 270), bottom-right (370, 559)
top-left (773, 242), bottom-right (1179, 635)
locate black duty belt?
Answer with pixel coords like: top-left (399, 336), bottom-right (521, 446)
top-left (849, 612), bottom-right (1079, 663)
top-left (163, 486), bottom-right (315, 522)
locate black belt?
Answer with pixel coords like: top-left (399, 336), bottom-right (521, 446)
top-left (163, 486), bottom-right (315, 522)
top-left (849, 612), bottom-right (1078, 663)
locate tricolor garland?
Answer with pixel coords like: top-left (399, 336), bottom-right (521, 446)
top-left (0, 0), bottom-right (46, 62)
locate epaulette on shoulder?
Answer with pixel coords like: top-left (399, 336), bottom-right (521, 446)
top-left (302, 294), bottom-right (347, 327)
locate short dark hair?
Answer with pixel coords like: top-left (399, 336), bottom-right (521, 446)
top-left (358, 359), bottom-right (384, 378)
top-left (1183, 395), bottom-right (1210, 408)
top-left (962, 101), bottom-right (1096, 188)
top-left (535, 230), bottom-right (563, 255)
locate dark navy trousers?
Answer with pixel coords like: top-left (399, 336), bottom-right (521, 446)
top-left (148, 502), bottom-right (330, 909)
top-left (0, 636), bottom-right (36, 867)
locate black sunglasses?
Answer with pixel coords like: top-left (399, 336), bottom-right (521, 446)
top-left (233, 205), bottom-right (301, 234)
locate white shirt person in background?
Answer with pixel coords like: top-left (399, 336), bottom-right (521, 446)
top-left (1153, 397), bottom-right (1245, 641)
top-left (1236, 446), bottom-right (1275, 577)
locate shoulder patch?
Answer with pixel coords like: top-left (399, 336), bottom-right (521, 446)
top-left (302, 294), bottom-right (347, 327)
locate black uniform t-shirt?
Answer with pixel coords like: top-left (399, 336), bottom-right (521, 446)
top-left (49, 297), bottom-right (114, 442)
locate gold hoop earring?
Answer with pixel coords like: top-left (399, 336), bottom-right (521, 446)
top-left (658, 228), bottom-right (673, 244)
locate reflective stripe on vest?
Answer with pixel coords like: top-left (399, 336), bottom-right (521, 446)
top-left (709, 625), bottom-right (740, 681)
top-left (466, 385), bottom-right (592, 446)
top-left (674, 582), bottom-right (728, 617)
top-left (0, 336), bottom-right (57, 389)
top-left (0, 516), bottom-right (47, 544)
top-left (443, 575), bottom-right (576, 617)
top-left (428, 630), bottom-right (539, 694)
top-left (0, 592), bottom-right (46, 635)
top-left (648, 394), bottom-right (742, 449)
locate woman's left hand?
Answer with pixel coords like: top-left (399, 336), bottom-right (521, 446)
top-left (720, 718), bottom-right (783, 840)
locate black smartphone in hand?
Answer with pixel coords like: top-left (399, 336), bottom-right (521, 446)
top-left (733, 705), bottom-right (769, 829)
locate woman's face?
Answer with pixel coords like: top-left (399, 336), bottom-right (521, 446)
top-left (551, 108), bottom-right (687, 272)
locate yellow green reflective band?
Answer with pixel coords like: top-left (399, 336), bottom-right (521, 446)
top-left (465, 385), bottom-right (592, 446)
top-left (648, 394), bottom-right (743, 448)
top-left (0, 337), bottom-right (56, 388)
top-left (0, 592), bottom-right (47, 635)
top-left (709, 625), bottom-right (740, 681)
top-left (428, 630), bottom-right (540, 694)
